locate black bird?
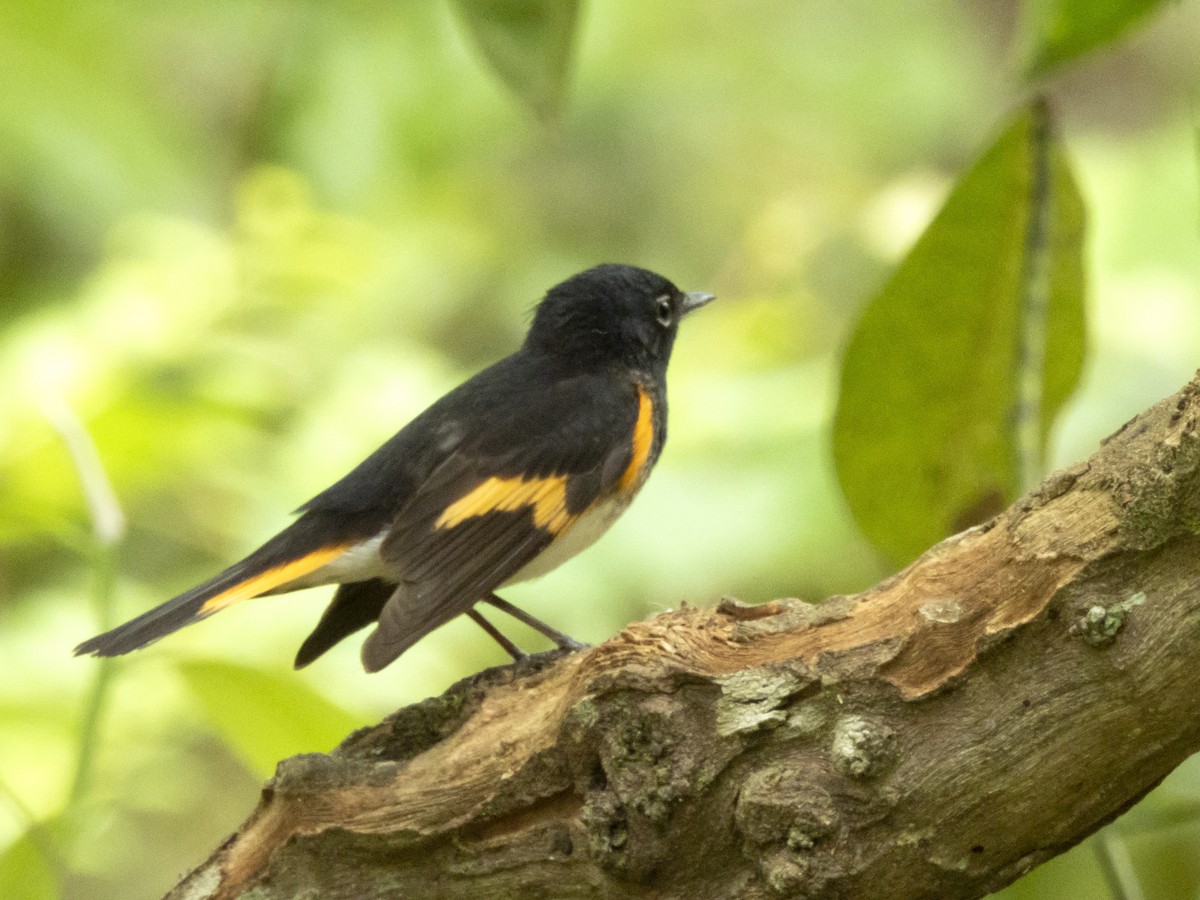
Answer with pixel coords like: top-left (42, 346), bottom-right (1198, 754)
top-left (75, 264), bottom-right (715, 672)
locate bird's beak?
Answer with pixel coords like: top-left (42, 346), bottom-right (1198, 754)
top-left (681, 291), bottom-right (716, 316)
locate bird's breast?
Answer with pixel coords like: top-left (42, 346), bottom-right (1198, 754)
top-left (506, 492), bottom-right (634, 584)
top-left (506, 380), bottom-right (664, 587)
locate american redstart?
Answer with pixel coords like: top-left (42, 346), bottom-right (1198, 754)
top-left (75, 264), bottom-right (714, 672)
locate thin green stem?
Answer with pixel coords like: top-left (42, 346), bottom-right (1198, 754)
top-left (1092, 830), bottom-right (1145, 900)
top-left (67, 544), bottom-right (119, 807)
top-left (42, 399), bottom-right (126, 811)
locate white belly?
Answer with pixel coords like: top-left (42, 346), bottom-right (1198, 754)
top-left (506, 493), bottom-right (631, 584)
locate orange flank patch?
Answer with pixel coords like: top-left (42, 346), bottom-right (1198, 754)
top-left (198, 544), bottom-right (351, 615)
top-left (619, 386), bottom-right (655, 492)
top-left (437, 475), bottom-right (572, 533)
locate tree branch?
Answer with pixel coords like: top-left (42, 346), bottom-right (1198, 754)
top-left (170, 372), bottom-right (1200, 900)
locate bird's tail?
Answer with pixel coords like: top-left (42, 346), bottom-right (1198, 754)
top-left (74, 535), bottom-right (353, 658)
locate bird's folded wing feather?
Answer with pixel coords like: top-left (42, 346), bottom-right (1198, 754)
top-left (360, 378), bottom-right (638, 671)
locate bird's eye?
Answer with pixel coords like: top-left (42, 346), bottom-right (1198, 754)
top-left (655, 296), bottom-right (673, 327)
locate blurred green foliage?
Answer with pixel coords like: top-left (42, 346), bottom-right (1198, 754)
top-left (0, 829), bottom-right (58, 900)
top-left (1, 1), bottom-right (1199, 897)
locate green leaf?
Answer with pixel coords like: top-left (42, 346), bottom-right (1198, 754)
top-left (1022, 0), bottom-right (1169, 77)
top-left (832, 101), bottom-right (1086, 565)
top-left (0, 831), bottom-right (59, 900)
top-left (176, 661), bottom-right (366, 777)
top-left (452, 0), bottom-right (581, 119)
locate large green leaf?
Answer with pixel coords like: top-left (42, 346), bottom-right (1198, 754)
top-left (832, 102), bottom-right (1086, 565)
top-left (1022, 0), bottom-right (1169, 77)
top-left (176, 661), bottom-right (366, 777)
top-left (451, 0), bottom-right (581, 119)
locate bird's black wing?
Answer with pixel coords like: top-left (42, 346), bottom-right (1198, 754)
top-left (359, 372), bottom-right (646, 671)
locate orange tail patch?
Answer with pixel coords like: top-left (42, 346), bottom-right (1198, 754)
top-left (198, 544), bottom-right (350, 615)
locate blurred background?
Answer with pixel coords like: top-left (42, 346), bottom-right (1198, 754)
top-left (2, 1), bottom-right (1199, 897)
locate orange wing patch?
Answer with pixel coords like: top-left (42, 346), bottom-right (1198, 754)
top-left (198, 544), bottom-right (351, 615)
top-left (619, 386), bottom-right (655, 492)
top-left (436, 475), bottom-right (572, 533)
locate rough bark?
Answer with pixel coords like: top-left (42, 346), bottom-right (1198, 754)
top-left (169, 373), bottom-right (1200, 900)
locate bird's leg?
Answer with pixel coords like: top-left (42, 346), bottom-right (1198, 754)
top-left (466, 608), bottom-right (526, 661)
top-left (484, 593), bottom-right (589, 652)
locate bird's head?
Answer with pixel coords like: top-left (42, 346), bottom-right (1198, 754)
top-left (524, 263), bottom-right (715, 375)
